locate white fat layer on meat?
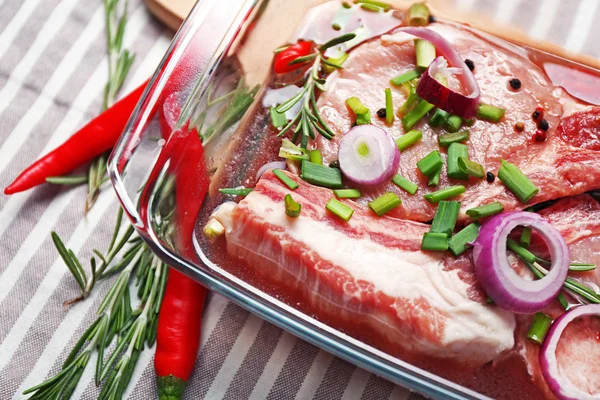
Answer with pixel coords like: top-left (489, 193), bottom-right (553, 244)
top-left (218, 192), bottom-right (515, 361)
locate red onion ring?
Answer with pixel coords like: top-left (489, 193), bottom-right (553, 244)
top-left (256, 161), bottom-right (287, 182)
top-left (473, 212), bottom-right (570, 314)
top-left (338, 125), bottom-right (399, 186)
top-left (540, 304), bottom-right (600, 400)
top-left (394, 27), bottom-right (481, 119)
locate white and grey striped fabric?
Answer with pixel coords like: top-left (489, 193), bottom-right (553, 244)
top-left (1, 0), bottom-right (598, 399)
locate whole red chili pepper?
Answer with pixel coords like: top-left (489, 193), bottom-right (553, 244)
top-left (4, 80), bottom-right (149, 195)
top-left (154, 130), bottom-right (209, 400)
top-left (273, 41), bottom-right (314, 74)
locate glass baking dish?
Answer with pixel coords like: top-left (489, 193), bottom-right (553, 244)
top-left (108, 0), bottom-right (600, 398)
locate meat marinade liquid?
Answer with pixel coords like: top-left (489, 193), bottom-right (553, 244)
top-left (191, 4), bottom-right (600, 399)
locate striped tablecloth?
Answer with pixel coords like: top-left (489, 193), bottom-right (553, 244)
top-left (1, 0), bottom-right (598, 399)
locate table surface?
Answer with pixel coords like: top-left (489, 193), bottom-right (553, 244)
top-left (1, 0), bottom-right (599, 399)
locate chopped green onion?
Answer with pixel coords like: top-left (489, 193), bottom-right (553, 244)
top-left (354, 0), bottom-right (392, 11)
top-left (402, 99), bottom-right (435, 131)
top-left (477, 104), bottom-right (506, 123)
top-left (285, 194), bottom-right (302, 218)
top-left (310, 149), bottom-right (323, 165)
top-left (458, 157), bottom-right (485, 179)
top-left (498, 160), bottom-right (539, 203)
top-left (428, 165), bottom-right (442, 187)
top-left (415, 39), bottom-right (436, 71)
top-left (397, 86), bottom-right (420, 116)
top-left (219, 187), bottom-right (253, 196)
top-left (429, 108), bottom-right (450, 127)
top-left (558, 294), bottom-right (570, 310)
top-left (506, 238), bottom-right (537, 264)
top-left (421, 232), bottom-right (449, 251)
top-left (369, 192), bottom-right (402, 216)
top-left (390, 70), bottom-right (421, 86)
top-left (424, 185), bottom-right (466, 203)
top-left (346, 96), bottom-right (371, 125)
top-left (301, 160), bottom-right (343, 189)
top-left (392, 174), bottom-right (418, 195)
top-left (408, 2), bottom-right (430, 26)
top-left (203, 218), bottom-right (225, 241)
top-left (360, 3), bottom-right (383, 12)
top-left (438, 130), bottom-right (469, 147)
top-left (270, 107), bottom-right (287, 128)
top-left (444, 115), bottom-right (463, 133)
top-left (417, 150), bottom-right (444, 177)
top-left (326, 198), bottom-right (355, 221)
top-left (385, 88), bottom-right (394, 125)
top-left (273, 169), bottom-right (299, 190)
top-left (569, 263), bottom-right (597, 272)
top-left (395, 129), bottom-right (422, 151)
top-left (447, 143), bottom-right (469, 181)
top-left (520, 227), bottom-right (532, 248)
top-left (430, 201), bottom-right (460, 237)
top-left (323, 53), bottom-right (349, 73)
top-left (448, 222), bottom-right (481, 256)
top-left (333, 189), bottom-right (362, 199)
top-left (279, 139), bottom-right (309, 160)
top-left (466, 202), bottom-right (504, 219)
top-left (527, 312), bottom-right (552, 345)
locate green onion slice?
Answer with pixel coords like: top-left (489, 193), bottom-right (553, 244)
top-left (285, 194), bottom-right (302, 218)
top-left (392, 174), bottom-right (418, 195)
top-left (219, 187), bottom-right (253, 196)
top-left (395, 130), bottom-right (422, 151)
top-left (417, 150), bottom-right (444, 177)
top-left (438, 130), bottom-right (469, 147)
top-left (301, 160), bottom-right (343, 189)
top-left (424, 185), bottom-right (465, 203)
top-left (326, 198), bottom-right (354, 221)
top-left (402, 99), bottom-right (435, 131)
top-left (408, 2), bottom-right (430, 26)
top-left (527, 312), bottom-right (552, 345)
top-left (368, 192), bottom-right (402, 216)
top-left (333, 189), bottom-right (362, 199)
top-left (385, 88), bottom-right (394, 125)
top-left (498, 160), bottom-right (539, 203)
top-left (346, 96), bottom-right (371, 125)
top-left (466, 202), bottom-right (504, 219)
top-left (458, 157), bottom-right (485, 179)
top-left (421, 232), bottom-right (449, 251)
top-left (448, 222), bottom-right (481, 256)
top-left (444, 115), bottom-right (463, 133)
top-left (430, 201), bottom-right (461, 237)
top-left (447, 143), bottom-right (469, 181)
top-left (273, 169), bottom-right (299, 190)
top-left (390, 70), bottom-right (421, 86)
top-left (477, 104), bottom-right (506, 123)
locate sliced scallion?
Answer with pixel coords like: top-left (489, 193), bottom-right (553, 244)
top-left (392, 174), bottom-right (418, 195)
top-left (369, 192), bottom-right (402, 216)
top-left (498, 160), bottom-right (539, 203)
top-left (438, 130), bottom-right (469, 147)
top-left (458, 157), bottom-right (485, 179)
top-left (429, 108), bottom-right (450, 127)
top-left (520, 227), bottom-right (532, 248)
top-left (396, 129), bottom-right (422, 151)
top-left (448, 222), bottom-right (481, 256)
top-left (323, 53), bottom-right (349, 73)
top-left (385, 88), bottom-right (394, 125)
top-left (424, 185), bottom-right (465, 203)
top-left (428, 165), bottom-right (442, 187)
top-left (408, 2), bottom-right (430, 26)
top-left (430, 201), bottom-right (460, 237)
top-left (477, 104), bottom-right (506, 123)
top-left (527, 312), bottom-right (552, 345)
top-left (273, 169), bottom-right (299, 190)
top-left (466, 202), bottom-right (504, 219)
top-left (444, 115), bottom-right (463, 133)
top-left (270, 107), bottom-right (287, 128)
top-left (402, 99), bottom-right (435, 131)
top-left (506, 238), bottom-right (537, 264)
top-left (219, 187), bottom-right (253, 196)
top-left (310, 149), bottom-right (323, 165)
top-left (417, 150), bottom-right (444, 177)
top-left (301, 160), bottom-right (343, 189)
top-left (285, 194), bottom-right (301, 218)
top-left (397, 86), bottom-right (420, 116)
top-left (421, 232), bottom-right (449, 251)
top-left (447, 143), bottom-right (469, 181)
top-left (354, 0), bottom-right (392, 11)
top-left (415, 39), bottom-right (436, 71)
top-left (390, 70), bottom-right (421, 86)
top-left (333, 189), bottom-right (361, 199)
top-left (346, 96), bottom-right (371, 125)
top-left (279, 139), bottom-right (309, 161)
top-left (326, 198), bottom-right (354, 221)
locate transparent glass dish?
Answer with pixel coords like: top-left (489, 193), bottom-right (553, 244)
top-left (108, 1), bottom-right (600, 398)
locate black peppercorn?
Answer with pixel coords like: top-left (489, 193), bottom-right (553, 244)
top-left (428, 15), bottom-right (436, 23)
top-left (538, 119), bottom-right (549, 131)
top-left (329, 160), bottom-right (340, 169)
top-left (465, 59), bottom-right (475, 71)
top-left (376, 108), bottom-right (387, 119)
top-left (486, 172), bottom-right (495, 183)
top-left (509, 78), bottom-right (521, 90)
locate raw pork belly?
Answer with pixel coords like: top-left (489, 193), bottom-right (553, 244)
top-left (217, 171), bottom-right (515, 365)
top-left (316, 23), bottom-right (600, 221)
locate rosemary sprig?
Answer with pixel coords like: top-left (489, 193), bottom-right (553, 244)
top-left (86, 0), bottom-right (136, 212)
top-left (24, 242), bottom-right (167, 400)
top-left (274, 33), bottom-right (356, 148)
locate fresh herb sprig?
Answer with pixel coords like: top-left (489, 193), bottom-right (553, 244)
top-left (86, 0), bottom-right (136, 212)
top-left (275, 33), bottom-right (356, 148)
top-left (24, 232), bottom-right (167, 400)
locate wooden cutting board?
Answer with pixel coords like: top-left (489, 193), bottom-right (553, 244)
top-left (145, 0), bottom-right (195, 30)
